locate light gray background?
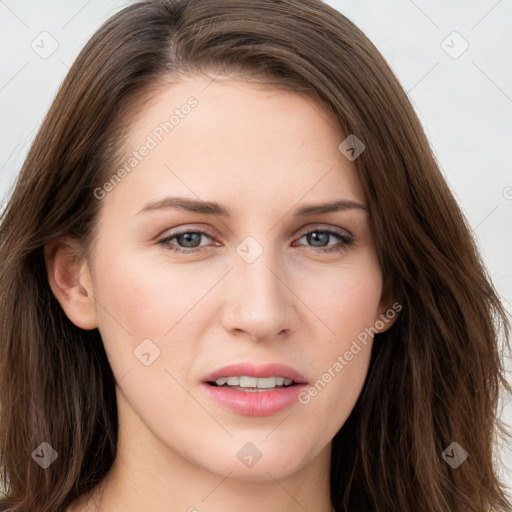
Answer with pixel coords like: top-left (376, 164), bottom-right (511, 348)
top-left (1, 0), bottom-right (511, 494)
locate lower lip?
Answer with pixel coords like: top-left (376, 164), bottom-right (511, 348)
top-left (201, 383), bottom-right (309, 416)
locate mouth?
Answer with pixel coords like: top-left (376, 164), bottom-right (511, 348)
top-left (200, 362), bottom-right (309, 416)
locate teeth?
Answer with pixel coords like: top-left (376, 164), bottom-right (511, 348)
top-left (240, 376), bottom-right (258, 387)
top-left (214, 376), bottom-right (294, 388)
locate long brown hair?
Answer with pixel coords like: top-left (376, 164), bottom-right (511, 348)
top-left (0, 1), bottom-right (510, 510)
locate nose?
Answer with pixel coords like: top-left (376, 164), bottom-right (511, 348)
top-left (220, 246), bottom-right (297, 342)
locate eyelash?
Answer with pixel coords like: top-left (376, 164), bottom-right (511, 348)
top-left (158, 227), bottom-right (354, 254)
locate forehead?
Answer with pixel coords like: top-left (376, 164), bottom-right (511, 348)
top-left (104, 75), bottom-right (365, 217)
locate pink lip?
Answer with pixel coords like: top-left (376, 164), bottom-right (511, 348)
top-left (201, 362), bottom-right (309, 417)
top-left (201, 383), bottom-right (309, 416)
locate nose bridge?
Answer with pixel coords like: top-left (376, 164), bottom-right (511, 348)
top-left (221, 236), bottom-right (293, 340)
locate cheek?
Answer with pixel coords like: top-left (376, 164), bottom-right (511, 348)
top-left (294, 257), bottom-right (381, 416)
top-left (90, 247), bottom-right (228, 381)
top-left (93, 250), bottom-right (209, 337)
top-left (302, 257), bottom-right (383, 344)
top-left (89, 250), bottom-right (195, 378)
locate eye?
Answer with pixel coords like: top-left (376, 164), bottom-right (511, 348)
top-left (158, 229), bottom-right (215, 254)
top-left (158, 226), bottom-right (354, 255)
top-left (293, 227), bottom-right (354, 253)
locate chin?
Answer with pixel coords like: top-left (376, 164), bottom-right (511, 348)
top-left (198, 445), bottom-right (308, 482)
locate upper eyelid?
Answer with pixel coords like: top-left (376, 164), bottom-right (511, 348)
top-left (159, 224), bottom-right (354, 243)
top-left (299, 224), bottom-right (353, 236)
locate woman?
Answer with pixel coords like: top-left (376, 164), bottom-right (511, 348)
top-left (0, 0), bottom-right (510, 511)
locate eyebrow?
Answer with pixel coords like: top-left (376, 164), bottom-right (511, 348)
top-left (137, 196), bottom-right (367, 217)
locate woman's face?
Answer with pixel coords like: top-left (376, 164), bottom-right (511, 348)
top-left (80, 75), bottom-right (393, 480)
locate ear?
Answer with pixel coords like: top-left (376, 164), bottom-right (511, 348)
top-left (44, 237), bottom-right (98, 330)
top-left (373, 283), bottom-right (401, 334)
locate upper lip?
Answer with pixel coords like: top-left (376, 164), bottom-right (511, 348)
top-left (202, 362), bottom-right (308, 384)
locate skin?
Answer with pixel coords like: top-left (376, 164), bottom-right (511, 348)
top-left (47, 74), bottom-right (397, 512)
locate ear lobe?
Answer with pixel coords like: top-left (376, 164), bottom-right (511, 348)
top-left (44, 238), bottom-right (98, 330)
top-left (374, 280), bottom-right (401, 333)
top-left (374, 299), bottom-right (401, 334)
